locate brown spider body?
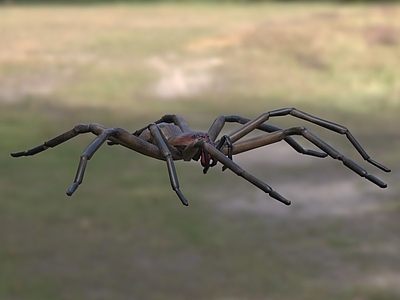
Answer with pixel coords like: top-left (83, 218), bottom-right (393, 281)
top-left (136, 123), bottom-right (182, 145)
top-left (11, 108), bottom-right (390, 207)
top-left (135, 123), bottom-right (216, 169)
top-left (168, 130), bottom-right (216, 167)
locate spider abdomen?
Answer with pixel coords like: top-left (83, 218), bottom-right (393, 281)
top-left (138, 123), bottom-right (183, 144)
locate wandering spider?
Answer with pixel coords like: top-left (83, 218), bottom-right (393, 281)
top-left (11, 107), bottom-right (390, 206)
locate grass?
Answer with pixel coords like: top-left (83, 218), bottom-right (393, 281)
top-left (1, 2), bottom-right (400, 300)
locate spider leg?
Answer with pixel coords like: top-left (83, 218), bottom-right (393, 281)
top-left (228, 108), bottom-right (390, 172)
top-left (148, 123), bottom-right (189, 206)
top-left (11, 124), bottom-right (135, 195)
top-left (67, 128), bottom-right (119, 195)
top-left (259, 123), bottom-right (327, 158)
top-left (10, 124), bottom-right (97, 157)
top-left (198, 140), bottom-right (291, 205)
top-left (213, 135), bottom-right (233, 171)
top-left (11, 123), bottom-right (174, 196)
top-left (292, 127), bottom-right (388, 188)
top-left (207, 115), bottom-right (327, 159)
top-left (228, 127), bottom-right (388, 188)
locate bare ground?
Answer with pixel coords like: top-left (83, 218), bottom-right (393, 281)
top-left (205, 141), bottom-right (400, 295)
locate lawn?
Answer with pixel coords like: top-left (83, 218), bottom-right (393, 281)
top-left (1, 2), bottom-right (400, 300)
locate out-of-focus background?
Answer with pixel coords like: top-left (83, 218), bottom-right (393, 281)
top-left (1, 1), bottom-right (399, 299)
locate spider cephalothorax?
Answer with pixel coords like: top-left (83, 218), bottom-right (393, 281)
top-left (169, 131), bottom-right (222, 173)
top-left (11, 108), bottom-right (391, 206)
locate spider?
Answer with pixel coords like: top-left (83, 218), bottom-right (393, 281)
top-left (11, 107), bottom-right (390, 206)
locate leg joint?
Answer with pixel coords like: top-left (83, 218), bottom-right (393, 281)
top-left (283, 126), bottom-right (306, 136)
top-left (74, 123), bottom-right (91, 133)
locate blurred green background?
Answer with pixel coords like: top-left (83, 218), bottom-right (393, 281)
top-left (1, 2), bottom-right (399, 300)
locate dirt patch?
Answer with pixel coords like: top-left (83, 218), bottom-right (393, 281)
top-left (0, 66), bottom-right (78, 104)
top-left (0, 74), bottom-right (58, 103)
top-left (146, 54), bottom-right (223, 99)
top-left (362, 271), bottom-right (400, 293)
top-left (218, 177), bottom-right (387, 219)
top-left (365, 25), bottom-right (400, 46)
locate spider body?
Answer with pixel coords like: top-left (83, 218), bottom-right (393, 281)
top-left (168, 130), bottom-right (216, 168)
top-left (11, 108), bottom-right (390, 207)
top-left (138, 123), bottom-right (215, 164)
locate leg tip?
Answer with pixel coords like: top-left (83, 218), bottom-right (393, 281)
top-left (366, 174), bottom-right (387, 188)
top-left (175, 189), bottom-right (189, 206)
top-left (270, 190), bottom-right (291, 206)
top-left (10, 151), bottom-right (25, 157)
top-left (305, 149), bottom-right (328, 158)
top-left (368, 158), bottom-right (391, 173)
top-left (66, 183), bottom-right (79, 196)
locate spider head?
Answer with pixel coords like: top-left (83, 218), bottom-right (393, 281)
top-left (191, 133), bottom-right (217, 173)
top-left (169, 131), bottom-right (217, 174)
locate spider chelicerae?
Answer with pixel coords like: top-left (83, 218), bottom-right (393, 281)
top-left (11, 107), bottom-right (390, 206)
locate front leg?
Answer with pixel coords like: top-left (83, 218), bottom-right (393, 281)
top-left (207, 115), bottom-right (327, 158)
top-left (226, 108), bottom-right (390, 172)
top-left (227, 127), bottom-right (388, 188)
top-left (199, 140), bottom-right (291, 206)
